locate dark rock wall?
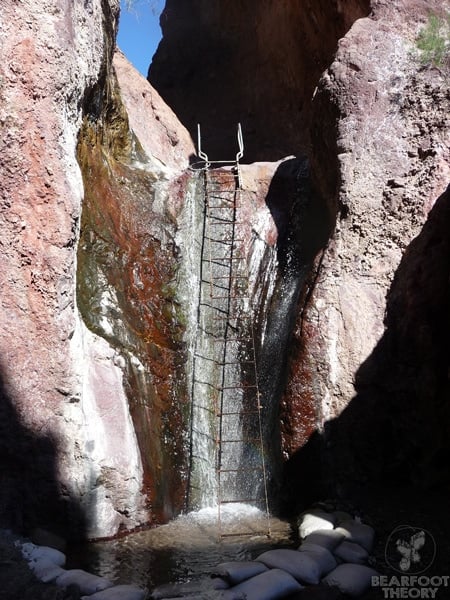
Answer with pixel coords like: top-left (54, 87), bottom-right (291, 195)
top-left (149, 0), bottom-right (371, 162)
top-left (280, 0), bottom-right (450, 511)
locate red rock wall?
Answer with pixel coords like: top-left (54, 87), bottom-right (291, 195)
top-left (0, 1), bottom-right (196, 539)
top-left (0, 0), bottom-right (126, 538)
top-left (76, 57), bottom-right (198, 526)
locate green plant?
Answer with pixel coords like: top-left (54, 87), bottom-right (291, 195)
top-left (416, 12), bottom-right (450, 69)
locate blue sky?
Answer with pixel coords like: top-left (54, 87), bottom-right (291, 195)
top-left (117, 0), bottom-right (164, 76)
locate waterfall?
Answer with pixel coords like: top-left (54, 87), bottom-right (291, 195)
top-left (175, 171), bottom-right (218, 508)
top-left (176, 166), bottom-right (276, 512)
top-left (175, 158), bottom-right (313, 517)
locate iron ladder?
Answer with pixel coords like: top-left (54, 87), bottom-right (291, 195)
top-left (197, 124), bottom-right (271, 539)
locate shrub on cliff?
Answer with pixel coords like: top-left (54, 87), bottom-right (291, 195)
top-left (416, 12), bottom-right (450, 70)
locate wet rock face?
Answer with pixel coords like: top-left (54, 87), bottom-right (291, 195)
top-left (149, 0), bottom-right (370, 162)
top-left (76, 52), bottom-right (196, 531)
top-left (281, 0), bottom-right (450, 507)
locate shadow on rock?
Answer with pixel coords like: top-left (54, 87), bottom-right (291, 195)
top-left (279, 184), bottom-right (450, 515)
top-left (0, 362), bottom-right (87, 542)
top-left (258, 157), bottom-right (335, 510)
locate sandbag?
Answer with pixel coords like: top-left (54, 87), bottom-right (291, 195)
top-left (303, 529), bottom-right (345, 550)
top-left (20, 542), bottom-right (66, 566)
top-left (29, 557), bottom-right (65, 583)
top-left (56, 569), bottom-right (113, 594)
top-left (332, 511), bottom-right (353, 525)
top-left (81, 585), bottom-right (147, 600)
top-left (334, 520), bottom-right (375, 552)
top-left (333, 540), bottom-right (369, 564)
top-left (151, 577), bottom-right (229, 598)
top-left (322, 564), bottom-right (379, 597)
top-left (231, 568), bottom-right (303, 600)
top-left (298, 510), bottom-right (336, 539)
top-left (257, 548), bottom-right (321, 584)
top-left (298, 542), bottom-right (337, 575)
top-left (211, 560), bottom-right (268, 584)
top-left (294, 583), bottom-right (347, 599)
top-left (153, 594), bottom-right (244, 600)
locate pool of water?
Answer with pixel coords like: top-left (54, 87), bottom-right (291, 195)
top-left (69, 505), bottom-right (295, 593)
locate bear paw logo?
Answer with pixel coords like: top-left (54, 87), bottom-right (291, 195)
top-left (386, 526), bottom-right (436, 574)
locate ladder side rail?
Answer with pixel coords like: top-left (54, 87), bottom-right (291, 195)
top-left (249, 319), bottom-right (272, 538)
top-left (186, 168), bottom-right (211, 510)
top-left (215, 176), bottom-right (239, 535)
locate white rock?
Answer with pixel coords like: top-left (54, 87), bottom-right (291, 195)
top-left (298, 542), bottom-right (337, 575)
top-left (332, 511), bottom-right (353, 524)
top-left (334, 520), bottom-right (375, 552)
top-left (211, 561), bottom-right (268, 584)
top-left (81, 585), bottom-right (147, 600)
top-left (21, 542), bottom-right (66, 566)
top-left (151, 578), bottom-right (229, 598)
top-left (303, 529), bottom-right (345, 550)
top-left (322, 564), bottom-right (379, 597)
top-left (56, 569), bottom-right (113, 594)
top-left (298, 509), bottom-right (336, 538)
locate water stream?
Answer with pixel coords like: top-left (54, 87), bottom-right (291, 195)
top-left (69, 506), bottom-right (294, 591)
top-left (70, 159), bottom-right (313, 592)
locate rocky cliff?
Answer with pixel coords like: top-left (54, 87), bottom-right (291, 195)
top-left (282, 0), bottom-right (450, 508)
top-left (0, 0), bottom-right (449, 542)
top-left (149, 0), bottom-right (371, 162)
top-left (0, 0), bottom-right (129, 539)
top-left (151, 0), bottom-right (450, 512)
top-left (0, 0), bottom-right (198, 539)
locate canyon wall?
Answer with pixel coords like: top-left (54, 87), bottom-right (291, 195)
top-left (0, 0), bottom-right (200, 539)
top-left (1, 0), bottom-right (449, 540)
top-left (0, 0), bottom-right (131, 539)
top-left (284, 0), bottom-right (450, 505)
top-left (151, 0), bottom-right (450, 512)
top-left (149, 0), bottom-right (371, 161)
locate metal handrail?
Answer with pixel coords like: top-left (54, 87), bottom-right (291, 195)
top-left (195, 123), bottom-right (244, 166)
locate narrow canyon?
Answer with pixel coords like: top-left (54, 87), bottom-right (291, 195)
top-left (0, 0), bottom-right (449, 583)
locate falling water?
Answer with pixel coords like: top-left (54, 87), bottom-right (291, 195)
top-left (68, 158), bottom-right (319, 592)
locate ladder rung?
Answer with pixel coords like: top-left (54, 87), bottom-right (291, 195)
top-left (212, 337), bottom-right (251, 342)
top-left (205, 237), bottom-right (232, 243)
top-left (220, 438), bottom-right (261, 444)
top-left (219, 499), bottom-right (260, 505)
top-left (218, 467), bottom-right (263, 473)
top-left (220, 384), bottom-right (257, 390)
top-left (212, 316), bottom-right (251, 322)
top-left (217, 409), bottom-right (261, 416)
top-left (210, 256), bottom-right (243, 261)
top-left (219, 531), bottom-right (270, 538)
top-left (209, 221), bottom-right (244, 226)
top-left (220, 360), bottom-right (256, 365)
top-left (210, 295), bottom-right (249, 300)
top-left (211, 275), bottom-right (248, 280)
top-left (207, 189), bottom-right (235, 194)
top-left (206, 205), bottom-right (235, 210)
